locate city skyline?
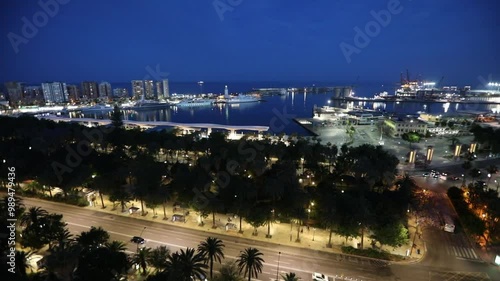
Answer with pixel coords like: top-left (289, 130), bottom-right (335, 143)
top-left (1, 0), bottom-right (499, 85)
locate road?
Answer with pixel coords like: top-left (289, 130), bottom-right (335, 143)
top-left (21, 197), bottom-right (500, 281)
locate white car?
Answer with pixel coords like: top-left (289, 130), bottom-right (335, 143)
top-left (312, 272), bottom-right (328, 281)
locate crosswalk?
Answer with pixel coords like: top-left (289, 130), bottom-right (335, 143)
top-left (429, 271), bottom-right (491, 281)
top-left (438, 231), bottom-right (481, 261)
top-left (445, 246), bottom-right (478, 260)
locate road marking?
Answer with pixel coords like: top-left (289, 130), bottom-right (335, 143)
top-left (67, 222), bottom-right (186, 249)
top-left (470, 248), bottom-right (478, 259)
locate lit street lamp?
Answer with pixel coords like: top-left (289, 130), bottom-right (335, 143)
top-left (276, 251), bottom-right (281, 280)
top-left (137, 226), bottom-right (146, 252)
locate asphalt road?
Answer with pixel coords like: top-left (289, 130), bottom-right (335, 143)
top-left (20, 197), bottom-right (500, 281)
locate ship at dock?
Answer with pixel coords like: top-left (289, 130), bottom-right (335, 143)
top-left (367, 71), bottom-right (500, 104)
top-left (215, 85), bottom-right (260, 104)
top-left (175, 98), bottom-right (214, 107)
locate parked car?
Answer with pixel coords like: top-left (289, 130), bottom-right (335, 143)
top-left (423, 172), bottom-right (429, 177)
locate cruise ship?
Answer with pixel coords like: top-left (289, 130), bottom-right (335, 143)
top-left (130, 99), bottom-right (170, 110)
top-left (224, 95), bottom-right (260, 104)
top-left (216, 85), bottom-right (260, 104)
top-left (176, 98), bottom-right (214, 107)
top-left (81, 104), bottom-right (113, 112)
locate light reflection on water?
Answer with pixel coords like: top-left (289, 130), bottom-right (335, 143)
top-left (72, 94), bottom-right (500, 135)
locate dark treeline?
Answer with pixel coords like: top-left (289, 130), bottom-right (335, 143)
top-left (0, 115), bottom-right (416, 272)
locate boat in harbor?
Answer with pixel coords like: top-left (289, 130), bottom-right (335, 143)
top-left (216, 85), bottom-right (260, 104)
top-left (81, 104), bottom-right (113, 112)
top-left (130, 99), bottom-right (170, 110)
top-left (176, 98), bottom-right (214, 107)
top-left (224, 95), bottom-right (260, 104)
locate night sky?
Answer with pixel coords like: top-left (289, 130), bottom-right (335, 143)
top-left (1, 0), bottom-right (499, 85)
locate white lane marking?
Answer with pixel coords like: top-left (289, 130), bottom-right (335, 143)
top-left (67, 222), bottom-right (186, 249)
top-left (274, 260), bottom-right (290, 264)
top-left (52, 210), bottom-right (374, 280)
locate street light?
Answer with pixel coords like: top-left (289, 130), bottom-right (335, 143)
top-left (276, 251), bottom-right (281, 280)
top-left (137, 227), bottom-right (146, 252)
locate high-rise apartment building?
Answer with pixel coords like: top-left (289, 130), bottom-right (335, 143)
top-left (113, 88), bottom-right (129, 98)
top-left (154, 79), bottom-right (170, 99)
top-left (42, 82), bottom-right (68, 104)
top-left (132, 80), bottom-right (144, 100)
top-left (4, 82), bottom-right (23, 107)
top-left (81, 81), bottom-right (99, 100)
top-left (144, 80), bottom-right (155, 99)
top-left (22, 86), bottom-right (45, 105)
top-left (98, 82), bottom-right (112, 99)
top-left (155, 82), bottom-right (162, 99)
top-left (162, 79), bottom-right (169, 98)
top-left (66, 84), bottom-right (80, 103)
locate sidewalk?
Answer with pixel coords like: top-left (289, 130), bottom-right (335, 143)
top-left (85, 194), bottom-right (426, 264)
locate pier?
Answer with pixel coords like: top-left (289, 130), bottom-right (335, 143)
top-left (253, 86), bottom-right (353, 96)
top-left (38, 116), bottom-right (269, 140)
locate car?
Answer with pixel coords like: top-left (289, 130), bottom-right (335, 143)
top-left (130, 236), bottom-right (145, 244)
top-left (423, 172), bottom-right (429, 177)
top-left (433, 174), bottom-right (439, 178)
top-left (312, 272), bottom-right (328, 281)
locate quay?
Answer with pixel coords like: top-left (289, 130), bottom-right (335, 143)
top-left (293, 118), bottom-right (319, 136)
top-left (334, 96), bottom-right (500, 104)
top-left (37, 116), bottom-right (269, 140)
top-left (254, 86), bottom-right (353, 95)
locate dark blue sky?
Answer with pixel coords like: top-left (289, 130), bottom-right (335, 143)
top-left (1, 0), bottom-right (499, 86)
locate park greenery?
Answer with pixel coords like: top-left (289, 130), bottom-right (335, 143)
top-left (470, 124), bottom-right (500, 154)
top-left (0, 114), bottom-right (417, 263)
top-left (449, 180), bottom-right (500, 246)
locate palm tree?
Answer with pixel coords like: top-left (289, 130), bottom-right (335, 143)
top-left (20, 206), bottom-right (47, 228)
top-left (15, 250), bottom-right (34, 278)
top-left (148, 246), bottom-right (170, 273)
top-left (105, 240), bottom-right (127, 252)
top-left (236, 248), bottom-right (264, 281)
top-left (43, 238), bottom-right (80, 281)
top-left (133, 247), bottom-right (152, 275)
top-left (281, 272), bottom-right (301, 281)
top-left (198, 237), bottom-right (225, 279)
top-left (76, 226), bottom-right (110, 250)
top-left (166, 248), bottom-right (207, 281)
